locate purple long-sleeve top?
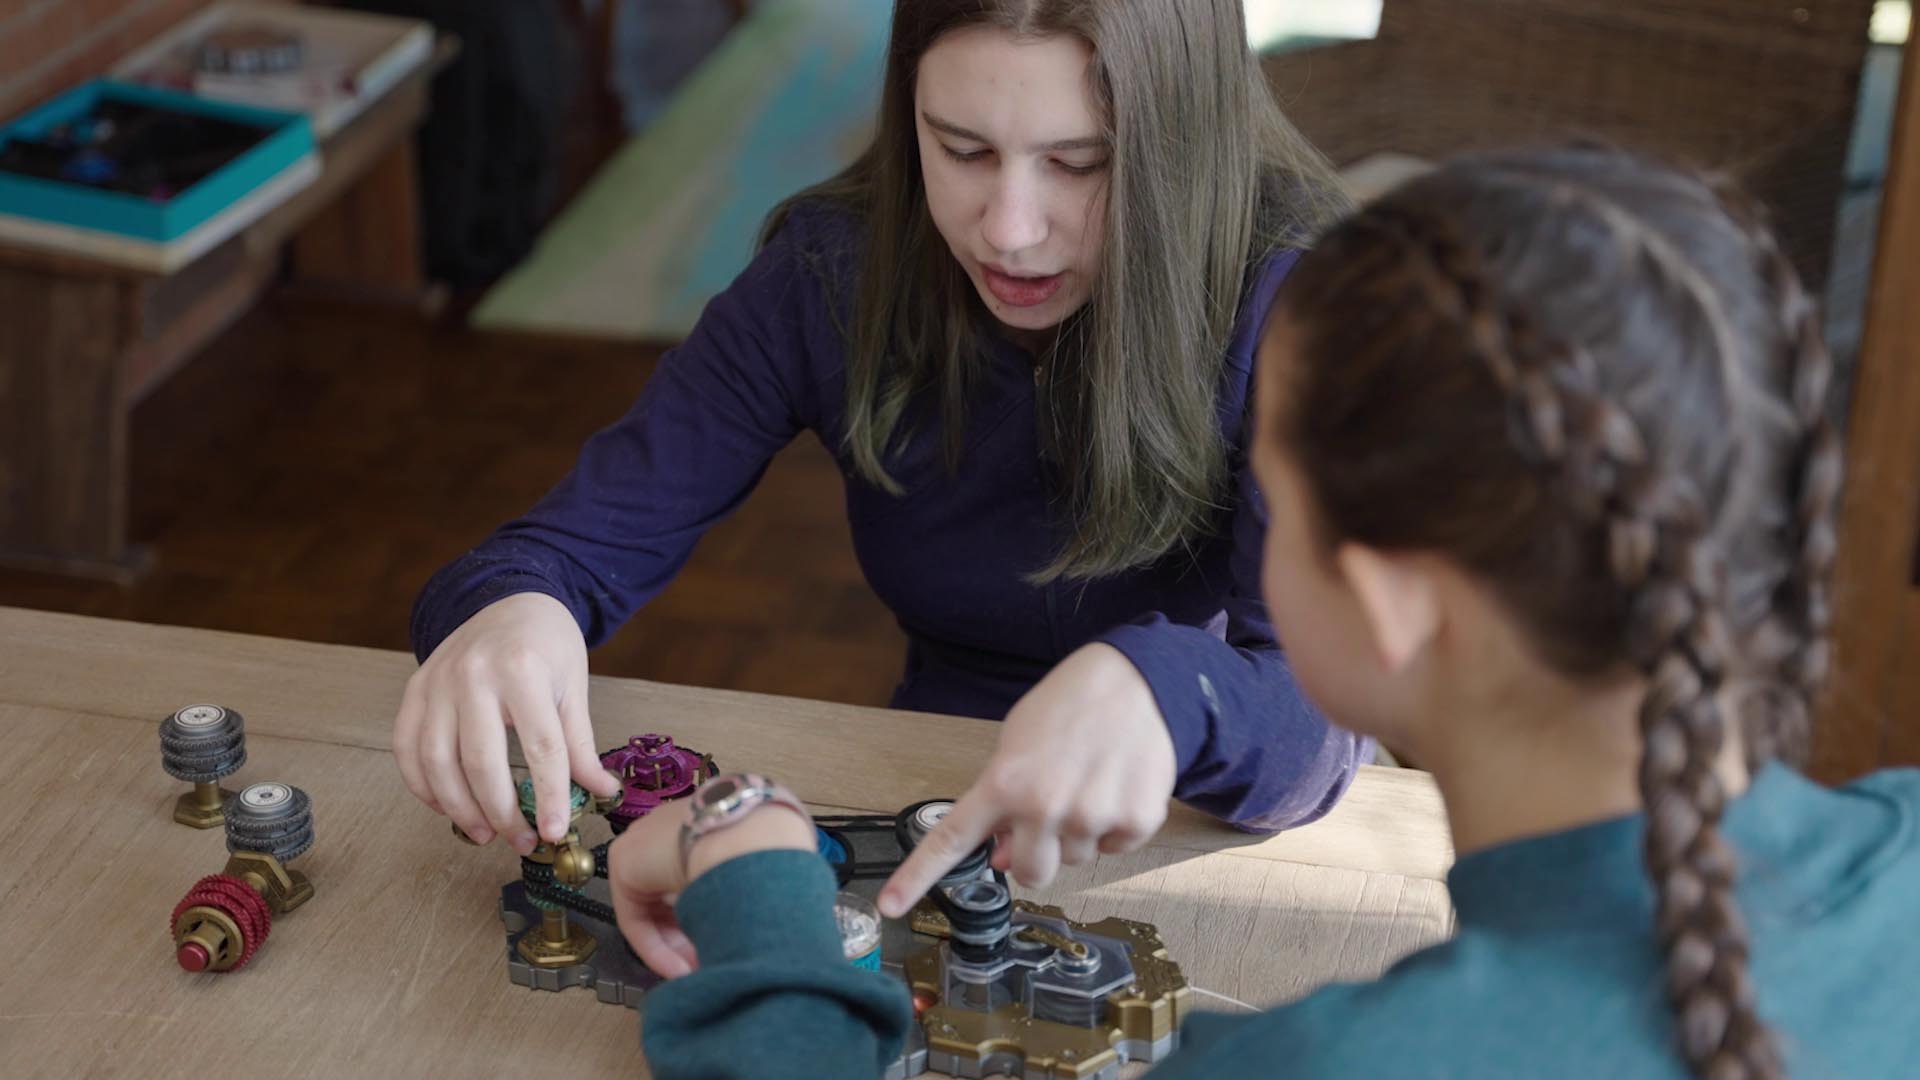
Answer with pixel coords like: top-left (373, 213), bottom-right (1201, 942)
top-left (410, 204), bottom-right (1369, 831)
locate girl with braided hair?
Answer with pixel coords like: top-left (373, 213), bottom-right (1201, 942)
top-left (1213, 143), bottom-right (1908, 1078)
top-left (606, 144), bottom-right (1918, 1079)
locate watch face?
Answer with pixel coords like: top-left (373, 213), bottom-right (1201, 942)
top-left (703, 777), bottom-right (739, 807)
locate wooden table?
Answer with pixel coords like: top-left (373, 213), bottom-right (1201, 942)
top-left (0, 607), bottom-right (1456, 1077)
top-left (0, 43), bottom-right (450, 584)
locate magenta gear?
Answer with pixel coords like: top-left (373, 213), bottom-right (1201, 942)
top-left (598, 734), bottom-right (716, 833)
top-left (172, 873), bottom-right (271, 972)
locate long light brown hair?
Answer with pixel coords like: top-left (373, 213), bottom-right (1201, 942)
top-left (1275, 145), bottom-right (1841, 1079)
top-left (767, 0), bottom-right (1346, 580)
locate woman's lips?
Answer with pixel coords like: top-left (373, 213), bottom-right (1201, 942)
top-left (983, 266), bottom-right (1065, 308)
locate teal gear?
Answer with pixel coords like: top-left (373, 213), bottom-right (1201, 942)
top-left (517, 776), bottom-right (591, 829)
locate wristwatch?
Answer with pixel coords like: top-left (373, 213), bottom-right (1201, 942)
top-left (678, 772), bottom-right (810, 875)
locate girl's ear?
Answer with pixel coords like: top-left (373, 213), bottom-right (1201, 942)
top-left (1335, 543), bottom-right (1441, 673)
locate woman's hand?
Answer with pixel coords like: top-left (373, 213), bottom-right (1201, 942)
top-left (877, 644), bottom-right (1175, 917)
top-left (392, 592), bottom-right (622, 854)
top-left (606, 794), bottom-right (817, 978)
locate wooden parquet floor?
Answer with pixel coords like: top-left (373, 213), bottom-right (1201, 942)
top-left (0, 300), bottom-right (907, 708)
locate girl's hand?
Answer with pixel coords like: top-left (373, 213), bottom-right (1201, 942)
top-left (606, 794), bottom-right (817, 977)
top-left (877, 644), bottom-right (1175, 917)
top-left (392, 592), bottom-right (623, 854)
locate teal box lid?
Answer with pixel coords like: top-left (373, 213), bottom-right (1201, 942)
top-left (0, 79), bottom-right (316, 245)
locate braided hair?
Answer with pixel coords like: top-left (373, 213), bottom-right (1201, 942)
top-left (1699, 178), bottom-right (1844, 771)
top-left (1275, 145), bottom-right (1842, 1080)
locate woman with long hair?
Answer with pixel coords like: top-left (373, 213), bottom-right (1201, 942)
top-left (396, 0), bottom-right (1360, 898)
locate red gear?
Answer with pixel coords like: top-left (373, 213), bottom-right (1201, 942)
top-left (172, 874), bottom-right (272, 972)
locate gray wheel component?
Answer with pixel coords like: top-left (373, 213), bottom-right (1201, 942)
top-left (907, 801), bottom-right (951, 845)
top-left (224, 782), bottom-right (314, 862)
top-left (159, 705), bottom-right (246, 783)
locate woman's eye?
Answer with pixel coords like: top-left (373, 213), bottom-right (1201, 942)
top-left (940, 145), bottom-right (988, 164)
top-left (1056, 159), bottom-right (1110, 177)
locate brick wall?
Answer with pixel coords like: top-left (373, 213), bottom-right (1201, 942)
top-left (0, 0), bottom-right (297, 121)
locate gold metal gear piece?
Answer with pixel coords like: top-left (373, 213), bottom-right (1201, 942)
top-left (516, 906), bottom-right (598, 968)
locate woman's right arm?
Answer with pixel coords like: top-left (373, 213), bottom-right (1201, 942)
top-left (395, 210), bottom-right (845, 850)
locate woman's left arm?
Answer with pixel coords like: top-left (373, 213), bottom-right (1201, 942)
top-left (877, 448), bottom-right (1371, 912)
top-left (1092, 446), bottom-right (1371, 831)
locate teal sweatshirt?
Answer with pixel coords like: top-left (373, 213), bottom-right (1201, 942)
top-left (640, 766), bottom-right (1920, 1079)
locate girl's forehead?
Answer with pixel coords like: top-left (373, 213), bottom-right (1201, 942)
top-left (916, 28), bottom-right (1099, 133)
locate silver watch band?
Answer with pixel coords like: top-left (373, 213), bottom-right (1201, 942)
top-left (677, 773), bottom-right (808, 875)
